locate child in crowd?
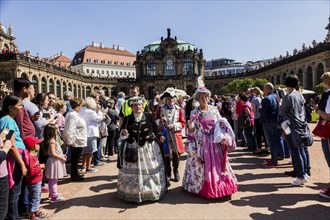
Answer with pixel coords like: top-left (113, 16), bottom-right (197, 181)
top-left (24, 136), bottom-right (49, 220)
top-left (43, 124), bottom-right (67, 203)
top-left (54, 100), bottom-right (67, 137)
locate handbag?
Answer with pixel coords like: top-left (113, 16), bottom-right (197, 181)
top-left (124, 117), bottom-right (142, 163)
top-left (287, 111), bottom-right (313, 147)
top-left (99, 121), bottom-right (108, 138)
top-left (312, 119), bottom-right (330, 139)
top-left (124, 145), bottom-right (138, 163)
top-left (238, 111), bottom-right (251, 128)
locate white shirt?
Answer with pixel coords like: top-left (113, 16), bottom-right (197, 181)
top-left (64, 110), bottom-right (87, 148)
top-left (79, 107), bottom-right (103, 137)
top-left (324, 89), bottom-right (330, 114)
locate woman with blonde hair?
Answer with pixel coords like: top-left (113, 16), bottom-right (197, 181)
top-left (251, 87), bottom-right (264, 154)
top-left (79, 97), bottom-right (105, 173)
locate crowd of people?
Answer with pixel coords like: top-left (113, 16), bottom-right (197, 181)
top-left (0, 73), bottom-right (329, 220)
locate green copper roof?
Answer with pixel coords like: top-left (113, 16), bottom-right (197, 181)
top-left (142, 39), bottom-right (195, 52)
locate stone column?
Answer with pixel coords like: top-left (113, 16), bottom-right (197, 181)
top-left (53, 79), bottom-right (57, 98)
top-left (37, 76), bottom-right (42, 94)
top-left (279, 73), bottom-right (284, 85)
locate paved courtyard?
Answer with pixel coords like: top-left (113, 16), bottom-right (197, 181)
top-left (40, 123), bottom-right (330, 220)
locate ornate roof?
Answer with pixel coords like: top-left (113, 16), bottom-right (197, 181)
top-left (141, 29), bottom-right (195, 53)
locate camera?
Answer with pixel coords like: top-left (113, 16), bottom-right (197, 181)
top-left (276, 89), bottom-right (286, 99)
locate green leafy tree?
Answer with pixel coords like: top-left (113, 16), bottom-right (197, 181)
top-left (275, 84), bottom-right (286, 89)
top-left (253, 78), bottom-right (268, 90)
top-left (314, 83), bottom-right (324, 95)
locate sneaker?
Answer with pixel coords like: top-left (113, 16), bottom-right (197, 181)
top-left (320, 187), bottom-right (330, 193)
top-left (291, 177), bottom-right (307, 186)
top-left (86, 168), bottom-right (98, 173)
top-left (304, 173), bottom-right (310, 180)
top-left (94, 162), bottom-right (105, 166)
top-left (41, 185), bottom-right (49, 193)
top-left (50, 195), bottom-right (65, 203)
top-left (81, 166), bottom-right (86, 172)
top-left (319, 188), bottom-right (330, 198)
top-left (100, 157), bottom-right (107, 162)
top-left (264, 161), bottom-right (278, 167)
top-left (29, 213), bottom-right (39, 220)
top-left (35, 210), bottom-right (49, 218)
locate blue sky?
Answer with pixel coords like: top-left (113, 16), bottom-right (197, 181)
top-left (0, 0), bottom-right (328, 63)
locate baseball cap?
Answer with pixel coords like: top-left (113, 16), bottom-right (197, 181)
top-left (24, 136), bottom-right (42, 150)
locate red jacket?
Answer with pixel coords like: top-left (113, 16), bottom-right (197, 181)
top-left (26, 154), bottom-right (43, 185)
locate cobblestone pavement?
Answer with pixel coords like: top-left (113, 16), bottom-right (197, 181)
top-left (40, 124), bottom-right (330, 220)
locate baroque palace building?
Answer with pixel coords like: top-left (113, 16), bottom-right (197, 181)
top-left (130, 28), bottom-right (204, 99)
top-left (0, 19), bottom-right (330, 99)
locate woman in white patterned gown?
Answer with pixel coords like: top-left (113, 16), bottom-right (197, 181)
top-left (117, 97), bottom-right (166, 203)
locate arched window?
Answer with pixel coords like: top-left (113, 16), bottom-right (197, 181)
top-left (164, 57), bottom-right (176, 76)
top-left (102, 87), bottom-right (109, 96)
top-left (86, 86), bottom-right (91, 97)
top-left (298, 69), bottom-right (303, 86)
top-left (146, 59), bottom-right (156, 76)
top-left (184, 58), bottom-right (194, 75)
top-left (32, 75), bottom-right (39, 93)
top-left (49, 79), bottom-right (54, 94)
top-left (68, 83), bottom-right (72, 92)
top-left (282, 72), bottom-right (287, 84)
top-left (73, 84), bottom-right (77, 97)
top-left (63, 82), bottom-right (67, 94)
top-left (21, 72), bottom-right (29, 79)
top-left (276, 75), bottom-right (280, 85)
top-left (41, 77), bottom-right (47, 93)
top-left (306, 66), bottom-right (313, 90)
top-left (316, 63), bottom-right (324, 85)
top-left (78, 85), bottom-right (81, 98)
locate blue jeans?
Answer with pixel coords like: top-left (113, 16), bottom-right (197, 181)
top-left (239, 127), bottom-right (247, 146)
top-left (262, 122), bottom-right (284, 162)
top-left (7, 179), bottom-right (22, 220)
top-left (283, 139), bottom-right (291, 158)
top-left (27, 181), bottom-right (41, 212)
top-left (286, 133), bottom-right (309, 178)
top-left (321, 139), bottom-right (330, 168)
top-left (93, 138), bottom-right (101, 166)
top-left (243, 126), bottom-right (257, 150)
top-left (275, 128), bottom-right (285, 158)
top-left (0, 175), bottom-right (8, 220)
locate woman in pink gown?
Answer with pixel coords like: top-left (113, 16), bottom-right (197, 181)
top-left (182, 82), bottom-right (238, 199)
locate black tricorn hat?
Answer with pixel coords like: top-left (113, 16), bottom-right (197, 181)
top-left (160, 91), bottom-right (176, 99)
